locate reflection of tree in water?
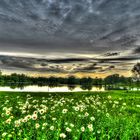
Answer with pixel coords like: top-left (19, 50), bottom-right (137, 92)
top-left (97, 85), bottom-right (103, 90)
top-left (10, 83), bottom-right (25, 90)
top-left (17, 83), bottom-right (25, 90)
top-left (80, 77), bottom-right (93, 91)
top-left (10, 84), bottom-right (17, 89)
top-left (0, 69), bottom-right (139, 91)
top-left (48, 83), bottom-right (59, 88)
top-left (67, 85), bottom-right (76, 91)
top-left (80, 84), bottom-right (92, 91)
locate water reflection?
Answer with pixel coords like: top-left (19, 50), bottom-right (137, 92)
top-left (0, 85), bottom-right (105, 92)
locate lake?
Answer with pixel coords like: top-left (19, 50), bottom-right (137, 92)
top-left (0, 85), bottom-right (105, 92)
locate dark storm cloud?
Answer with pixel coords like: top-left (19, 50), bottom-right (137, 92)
top-left (0, 0), bottom-right (140, 74)
top-left (0, 0), bottom-right (140, 52)
top-left (96, 56), bottom-right (140, 62)
top-left (104, 52), bottom-right (120, 57)
top-left (133, 47), bottom-right (140, 54)
top-left (0, 54), bottom-right (138, 74)
top-left (47, 58), bottom-right (88, 63)
top-left (0, 55), bottom-right (35, 71)
top-left (74, 64), bottom-right (102, 73)
top-left (0, 55), bottom-right (67, 73)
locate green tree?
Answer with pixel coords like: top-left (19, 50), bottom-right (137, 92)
top-left (132, 63), bottom-right (140, 81)
top-left (132, 63), bottom-right (140, 89)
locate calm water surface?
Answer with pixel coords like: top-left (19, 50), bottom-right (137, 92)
top-left (0, 85), bottom-right (105, 92)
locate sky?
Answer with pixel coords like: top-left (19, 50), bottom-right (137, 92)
top-left (0, 0), bottom-right (140, 78)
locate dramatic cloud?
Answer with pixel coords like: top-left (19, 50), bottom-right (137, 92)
top-left (104, 52), bottom-right (120, 57)
top-left (133, 47), bottom-right (140, 54)
top-left (0, 54), bottom-right (138, 76)
top-left (0, 0), bottom-right (140, 77)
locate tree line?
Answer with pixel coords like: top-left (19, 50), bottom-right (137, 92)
top-left (0, 63), bottom-right (139, 90)
top-left (0, 72), bottom-right (138, 89)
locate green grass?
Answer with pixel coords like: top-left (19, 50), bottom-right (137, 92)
top-left (0, 90), bottom-right (140, 140)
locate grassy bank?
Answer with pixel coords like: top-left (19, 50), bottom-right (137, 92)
top-left (0, 90), bottom-right (140, 140)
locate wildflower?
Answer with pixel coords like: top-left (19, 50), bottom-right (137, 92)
top-left (15, 123), bottom-right (20, 127)
top-left (22, 110), bottom-right (26, 114)
top-left (15, 120), bottom-right (20, 127)
top-left (114, 101), bottom-right (119, 104)
top-left (52, 118), bottom-right (56, 121)
top-left (6, 110), bottom-right (10, 115)
top-left (108, 95), bottom-right (112, 99)
top-left (70, 123), bottom-right (74, 128)
top-left (16, 96), bottom-right (20, 99)
top-left (60, 133), bottom-right (66, 138)
top-left (35, 123), bottom-right (40, 129)
top-left (62, 109), bottom-right (68, 114)
top-left (33, 111), bottom-right (38, 114)
top-left (32, 114), bottom-right (37, 120)
top-left (97, 130), bottom-right (101, 134)
top-left (26, 115), bottom-right (31, 120)
top-left (96, 102), bottom-right (101, 105)
top-left (44, 107), bottom-right (48, 112)
top-left (88, 124), bottom-right (93, 132)
top-left (26, 94), bottom-right (31, 98)
top-left (112, 104), bottom-right (116, 108)
top-left (66, 127), bottom-right (72, 132)
top-left (28, 105), bottom-right (32, 109)
top-left (10, 116), bottom-right (14, 119)
top-left (106, 113), bottom-right (110, 117)
top-left (5, 118), bottom-right (11, 124)
top-left (123, 103), bottom-right (126, 106)
top-left (85, 112), bottom-right (89, 117)
top-left (90, 117), bottom-right (95, 121)
top-left (43, 123), bottom-right (47, 127)
top-left (50, 126), bottom-right (54, 130)
top-left (39, 109), bottom-right (45, 115)
top-left (74, 107), bottom-right (80, 111)
top-left (2, 132), bottom-right (7, 137)
top-left (8, 134), bottom-right (12, 138)
top-left (3, 107), bottom-right (7, 110)
top-left (65, 122), bottom-right (68, 125)
top-left (1, 113), bottom-right (4, 117)
top-left (109, 100), bottom-right (112, 103)
top-left (22, 118), bottom-right (28, 123)
top-left (81, 127), bottom-right (85, 132)
top-left (42, 115), bottom-right (46, 120)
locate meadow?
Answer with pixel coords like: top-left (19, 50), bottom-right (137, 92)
top-left (0, 90), bottom-right (140, 140)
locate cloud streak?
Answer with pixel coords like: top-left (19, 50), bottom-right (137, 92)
top-left (0, 54), bottom-right (138, 75)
